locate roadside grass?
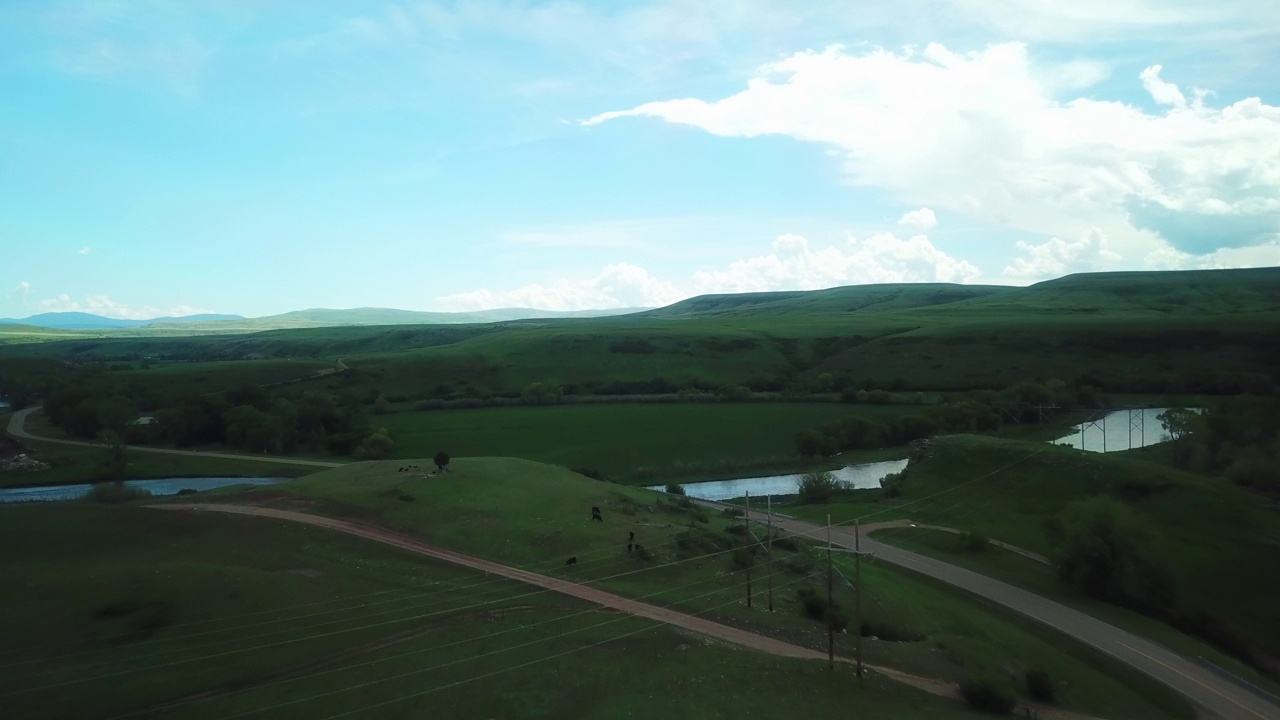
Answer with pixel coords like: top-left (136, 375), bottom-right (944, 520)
top-left (206, 456), bottom-right (1187, 717)
top-left (870, 527), bottom-right (1280, 699)
top-left (375, 403), bottom-right (915, 484)
top-left (787, 434), bottom-right (1280, 683)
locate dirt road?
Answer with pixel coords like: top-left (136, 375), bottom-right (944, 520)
top-left (152, 503), bottom-right (1100, 719)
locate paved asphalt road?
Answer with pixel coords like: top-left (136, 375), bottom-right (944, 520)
top-left (713, 501), bottom-right (1280, 720)
top-left (6, 405), bottom-right (1278, 719)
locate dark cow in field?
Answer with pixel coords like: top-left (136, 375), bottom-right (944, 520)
top-left (591, 506), bottom-right (603, 522)
top-left (628, 531), bottom-right (635, 542)
top-left (565, 556), bottom-right (578, 566)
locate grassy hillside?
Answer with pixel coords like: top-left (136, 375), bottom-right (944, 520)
top-left (799, 435), bottom-right (1280, 661)
top-left (203, 457), bottom-right (1185, 718)
top-left (6, 268), bottom-right (1275, 397)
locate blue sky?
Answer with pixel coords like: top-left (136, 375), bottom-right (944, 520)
top-left (2, 1), bottom-right (1278, 319)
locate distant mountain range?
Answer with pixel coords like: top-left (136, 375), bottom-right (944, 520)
top-left (0, 306), bottom-right (646, 331)
top-left (0, 312), bottom-right (244, 330)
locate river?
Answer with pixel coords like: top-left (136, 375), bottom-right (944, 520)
top-left (0, 477), bottom-right (289, 503)
top-left (1051, 407), bottom-right (1190, 453)
top-left (647, 458), bottom-right (908, 501)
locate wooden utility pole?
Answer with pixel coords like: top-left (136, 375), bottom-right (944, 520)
top-left (766, 495), bottom-right (774, 612)
top-left (744, 491), bottom-right (752, 609)
top-left (855, 518), bottom-right (863, 681)
top-left (827, 514), bottom-right (834, 670)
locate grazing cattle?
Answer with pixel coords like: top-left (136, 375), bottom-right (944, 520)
top-left (627, 542), bottom-right (633, 554)
top-left (591, 506), bottom-right (603, 522)
top-left (565, 556), bottom-right (578, 566)
top-left (628, 531), bottom-right (635, 542)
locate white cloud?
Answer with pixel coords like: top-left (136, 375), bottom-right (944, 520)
top-left (1144, 240), bottom-right (1280, 271)
top-left (33, 294), bottom-right (214, 320)
top-left (435, 263), bottom-right (684, 312)
top-left (1002, 228), bottom-right (1124, 283)
top-left (79, 246), bottom-right (91, 255)
top-left (693, 232), bottom-right (980, 293)
top-left (1139, 65), bottom-right (1186, 107)
top-left (584, 43), bottom-right (1280, 263)
top-left (438, 230), bottom-right (980, 310)
top-left (898, 208), bottom-right (938, 231)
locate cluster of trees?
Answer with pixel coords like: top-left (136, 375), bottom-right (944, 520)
top-left (1162, 395), bottom-right (1280, 493)
top-left (44, 383), bottom-right (393, 459)
top-left (792, 379), bottom-right (1109, 456)
top-left (1051, 497), bottom-right (1178, 615)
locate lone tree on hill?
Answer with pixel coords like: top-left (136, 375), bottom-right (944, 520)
top-left (433, 451), bottom-right (450, 473)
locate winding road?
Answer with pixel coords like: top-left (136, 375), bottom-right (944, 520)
top-left (712, 502), bottom-right (1279, 720)
top-left (6, 406), bottom-right (1279, 719)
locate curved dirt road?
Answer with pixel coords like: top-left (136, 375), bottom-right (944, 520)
top-left (720, 503), bottom-right (1279, 720)
top-left (153, 503), bottom-right (1104, 720)
top-left (5, 407), bottom-right (345, 469)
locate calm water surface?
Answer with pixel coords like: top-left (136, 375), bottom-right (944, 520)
top-left (1051, 407), bottom-right (1193, 453)
top-left (0, 477), bottom-right (288, 503)
top-left (648, 459), bottom-right (908, 501)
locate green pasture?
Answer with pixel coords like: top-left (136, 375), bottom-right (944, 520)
top-left (204, 457), bottom-right (1184, 717)
top-left (374, 403), bottom-right (914, 483)
top-left (786, 435), bottom-right (1280, 662)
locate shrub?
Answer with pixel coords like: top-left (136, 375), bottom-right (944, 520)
top-left (859, 620), bottom-right (924, 642)
top-left (958, 678), bottom-right (1016, 714)
top-left (774, 535), bottom-right (800, 552)
top-left (722, 507), bottom-right (744, 518)
top-left (795, 586), bottom-right (849, 631)
top-left (571, 466), bottom-right (605, 481)
top-left (85, 481), bottom-right (151, 504)
top-left (880, 471), bottom-right (905, 498)
top-left (730, 547), bottom-right (756, 570)
top-left (957, 530), bottom-right (989, 552)
top-left (634, 544), bottom-right (654, 561)
top-left (1053, 497), bottom-right (1178, 615)
top-left (665, 482), bottom-right (687, 496)
top-left (798, 471), bottom-right (845, 504)
top-left (1025, 668), bottom-right (1055, 703)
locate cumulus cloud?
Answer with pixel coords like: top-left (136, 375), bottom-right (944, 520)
top-left (10, 281), bottom-right (31, 306)
top-left (1002, 229), bottom-right (1124, 283)
top-left (693, 232), bottom-right (980, 293)
top-left (79, 246), bottom-right (92, 255)
top-left (435, 263), bottom-right (684, 312)
top-left (33, 294), bottom-right (214, 320)
top-left (898, 208), bottom-right (938, 230)
top-left (1139, 65), bottom-right (1186, 107)
top-left (584, 43), bottom-right (1280, 263)
top-left (438, 230), bottom-right (980, 311)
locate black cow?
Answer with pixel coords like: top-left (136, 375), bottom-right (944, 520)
top-left (591, 506), bottom-right (603, 522)
top-left (628, 531), bottom-right (635, 542)
top-left (627, 542), bottom-right (633, 554)
top-left (565, 556), bottom-right (578, 566)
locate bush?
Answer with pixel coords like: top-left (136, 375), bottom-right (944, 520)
top-left (798, 471), bottom-right (845, 504)
top-left (880, 471), bottom-right (905, 498)
top-left (1025, 668), bottom-right (1055, 703)
top-left (1053, 497), bottom-right (1178, 615)
top-left (774, 535), bottom-right (800, 552)
top-left (85, 481), bottom-right (151, 504)
top-left (958, 678), bottom-right (1016, 714)
top-left (665, 482), bottom-right (686, 496)
top-left (957, 530), bottom-right (989, 552)
top-left (730, 547), bottom-right (756, 570)
top-left (795, 586), bottom-right (849, 631)
top-left (859, 620), bottom-right (924, 642)
top-left (633, 544), bottom-right (654, 561)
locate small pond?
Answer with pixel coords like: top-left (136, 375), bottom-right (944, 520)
top-left (1051, 407), bottom-right (1194, 453)
top-left (647, 459), bottom-right (909, 501)
top-left (0, 477), bottom-right (289, 503)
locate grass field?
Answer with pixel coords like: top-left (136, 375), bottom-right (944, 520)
top-left (0, 493), bottom-right (1180, 719)
top-left (191, 456), bottom-right (1188, 717)
top-left (780, 434), bottom-right (1280, 672)
top-left (376, 403), bottom-right (915, 483)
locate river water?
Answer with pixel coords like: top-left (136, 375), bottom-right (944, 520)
top-left (648, 459), bottom-right (909, 501)
top-left (0, 477), bottom-right (288, 503)
top-left (1051, 407), bottom-right (1188, 453)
